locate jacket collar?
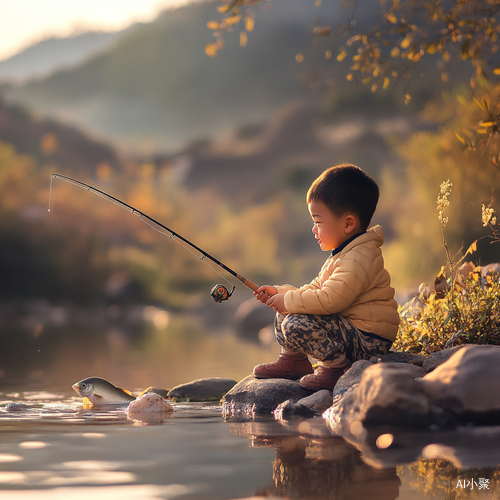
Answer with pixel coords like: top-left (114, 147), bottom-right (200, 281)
top-left (331, 231), bottom-right (366, 257)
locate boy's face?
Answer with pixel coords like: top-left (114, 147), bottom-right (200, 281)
top-left (308, 201), bottom-right (358, 251)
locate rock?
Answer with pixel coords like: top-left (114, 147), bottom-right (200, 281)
top-left (482, 262), bottom-right (500, 276)
top-left (273, 399), bottom-right (299, 419)
top-left (4, 402), bottom-right (30, 412)
top-left (419, 345), bottom-right (500, 421)
top-left (126, 393), bottom-right (174, 413)
top-left (332, 360), bottom-right (372, 399)
top-left (422, 345), bottom-right (467, 373)
top-left (296, 390), bottom-right (333, 415)
top-left (370, 352), bottom-right (425, 366)
top-left (137, 387), bottom-right (170, 399)
top-left (356, 363), bottom-right (430, 427)
top-left (168, 377), bottom-right (237, 402)
top-left (324, 363), bottom-right (431, 435)
top-left (222, 375), bottom-right (311, 417)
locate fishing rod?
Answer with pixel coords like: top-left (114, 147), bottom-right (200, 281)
top-left (49, 173), bottom-right (260, 303)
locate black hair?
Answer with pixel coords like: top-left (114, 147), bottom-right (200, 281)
top-left (306, 164), bottom-right (379, 231)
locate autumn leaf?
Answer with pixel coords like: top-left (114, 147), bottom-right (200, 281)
top-left (205, 44), bottom-right (218, 57)
top-left (337, 49), bottom-right (347, 62)
top-left (245, 16), bottom-right (254, 32)
top-left (465, 240), bottom-right (477, 256)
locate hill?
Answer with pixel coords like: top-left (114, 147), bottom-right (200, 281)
top-left (6, 0), bottom-right (364, 153)
top-left (0, 98), bottom-right (125, 176)
top-left (0, 31), bottom-right (121, 83)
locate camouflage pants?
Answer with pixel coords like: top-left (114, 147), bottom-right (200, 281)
top-left (274, 313), bottom-right (393, 368)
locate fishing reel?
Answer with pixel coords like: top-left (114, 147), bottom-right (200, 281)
top-left (210, 284), bottom-right (235, 303)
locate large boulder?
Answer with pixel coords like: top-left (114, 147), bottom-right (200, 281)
top-left (356, 363), bottom-right (429, 426)
top-left (421, 345), bottom-right (467, 373)
top-left (325, 362), bottom-right (430, 436)
top-left (419, 345), bottom-right (500, 420)
top-left (325, 345), bottom-right (500, 435)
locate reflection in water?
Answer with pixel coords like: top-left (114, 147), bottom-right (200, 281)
top-left (226, 417), bottom-right (401, 500)
top-left (1, 394), bottom-right (500, 499)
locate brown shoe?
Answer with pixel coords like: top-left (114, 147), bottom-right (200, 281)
top-left (299, 360), bottom-right (352, 391)
top-left (253, 352), bottom-right (314, 380)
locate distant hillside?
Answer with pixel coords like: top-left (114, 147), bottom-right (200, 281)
top-left (8, 0), bottom-right (359, 153)
top-left (0, 98), bottom-right (125, 176)
top-left (0, 32), bottom-right (121, 82)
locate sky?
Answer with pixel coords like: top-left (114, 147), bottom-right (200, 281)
top-left (0, 0), bottom-right (200, 62)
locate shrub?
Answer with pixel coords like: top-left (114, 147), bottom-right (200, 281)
top-left (393, 180), bottom-right (500, 355)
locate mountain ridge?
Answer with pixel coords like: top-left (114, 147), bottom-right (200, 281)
top-left (6, 0), bottom-right (342, 153)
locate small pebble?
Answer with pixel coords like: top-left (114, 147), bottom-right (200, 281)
top-left (5, 402), bottom-right (30, 412)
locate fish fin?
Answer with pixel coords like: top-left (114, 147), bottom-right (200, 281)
top-left (83, 397), bottom-right (93, 408)
top-left (119, 387), bottom-right (133, 396)
top-left (93, 393), bottom-right (104, 400)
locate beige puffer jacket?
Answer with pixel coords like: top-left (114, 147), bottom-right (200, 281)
top-left (276, 225), bottom-right (400, 341)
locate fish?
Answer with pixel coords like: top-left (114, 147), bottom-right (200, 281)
top-left (72, 376), bottom-right (136, 405)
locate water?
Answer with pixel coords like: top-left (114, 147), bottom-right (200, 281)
top-left (1, 313), bottom-right (500, 499)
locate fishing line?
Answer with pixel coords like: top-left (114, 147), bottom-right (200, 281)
top-left (49, 173), bottom-right (259, 302)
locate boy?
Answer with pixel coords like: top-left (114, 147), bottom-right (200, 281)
top-left (253, 164), bottom-right (399, 391)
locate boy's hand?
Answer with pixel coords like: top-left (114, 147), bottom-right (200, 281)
top-left (266, 293), bottom-right (288, 313)
top-left (254, 285), bottom-right (277, 304)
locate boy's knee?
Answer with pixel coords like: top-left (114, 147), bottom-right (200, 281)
top-left (281, 314), bottom-right (311, 343)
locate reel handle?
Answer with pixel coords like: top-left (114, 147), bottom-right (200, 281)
top-left (236, 274), bottom-right (260, 292)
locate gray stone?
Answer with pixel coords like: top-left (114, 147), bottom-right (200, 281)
top-left (221, 375), bottom-right (310, 417)
top-left (296, 390), bottom-right (333, 415)
top-left (332, 360), bottom-right (372, 399)
top-left (168, 377), bottom-right (237, 402)
top-left (273, 399), bottom-right (300, 419)
top-left (4, 402), bottom-right (30, 412)
top-left (422, 345), bottom-right (467, 373)
top-left (419, 345), bottom-right (500, 418)
top-left (324, 363), bottom-right (431, 435)
top-left (356, 363), bottom-right (431, 427)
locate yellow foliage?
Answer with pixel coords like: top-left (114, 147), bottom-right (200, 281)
top-left (391, 46), bottom-right (400, 57)
top-left (205, 43), bottom-right (218, 57)
top-left (244, 16), bottom-right (254, 32)
top-left (400, 37), bottom-right (411, 49)
top-left (337, 49), bottom-right (347, 62)
top-left (223, 15), bottom-right (241, 26)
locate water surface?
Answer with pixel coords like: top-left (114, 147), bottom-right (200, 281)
top-left (1, 315), bottom-right (499, 499)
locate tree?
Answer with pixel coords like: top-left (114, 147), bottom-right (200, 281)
top-left (210, 0), bottom-right (500, 164)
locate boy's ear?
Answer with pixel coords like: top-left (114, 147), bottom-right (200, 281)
top-left (344, 214), bottom-right (359, 234)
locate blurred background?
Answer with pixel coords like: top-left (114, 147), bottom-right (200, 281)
top-left (0, 0), bottom-right (499, 392)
